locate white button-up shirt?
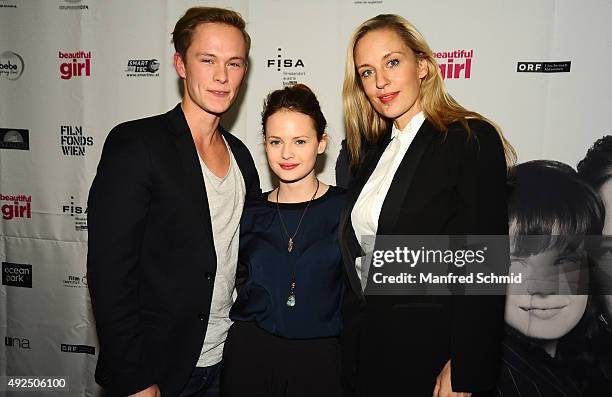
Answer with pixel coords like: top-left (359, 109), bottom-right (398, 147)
top-left (351, 111), bottom-right (425, 287)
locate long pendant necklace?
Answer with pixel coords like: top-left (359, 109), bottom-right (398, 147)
top-left (276, 180), bottom-right (320, 307)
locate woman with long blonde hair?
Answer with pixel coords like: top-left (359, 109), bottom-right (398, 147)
top-left (338, 14), bottom-right (513, 397)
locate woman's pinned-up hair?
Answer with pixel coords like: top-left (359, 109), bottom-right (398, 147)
top-left (261, 84), bottom-right (327, 140)
top-left (342, 13), bottom-right (515, 167)
top-left (509, 160), bottom-right (604, 257)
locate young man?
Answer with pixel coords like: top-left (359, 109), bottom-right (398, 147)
top-left (87, 7), bottom-right (260, 397)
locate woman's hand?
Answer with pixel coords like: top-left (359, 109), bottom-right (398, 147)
top-left (129, 384), bottom-right (161, 397)
top-left (432, 360), bottom-right (472, 397)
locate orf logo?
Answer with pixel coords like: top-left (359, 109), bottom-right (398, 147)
top-left (0, 51), bottom-right (24, 80)
top-left (517, 61), bottom-right (571, 73)
top-left (61, 344), bottom-right (95, 355)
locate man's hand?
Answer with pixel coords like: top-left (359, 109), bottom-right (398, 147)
top-left (129, 384), bottom-right (161, 397)
top-left (432, 360), bottom-right (472, 397)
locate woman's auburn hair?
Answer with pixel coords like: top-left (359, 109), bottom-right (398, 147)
top-left (343, 14), bottom-right (516, 168)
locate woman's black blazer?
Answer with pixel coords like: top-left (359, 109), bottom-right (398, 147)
top-left (339, 118), bottom-right (509, 396)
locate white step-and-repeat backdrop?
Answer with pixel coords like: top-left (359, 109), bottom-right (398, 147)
top-left (1, 0), bottom-right (611, 396)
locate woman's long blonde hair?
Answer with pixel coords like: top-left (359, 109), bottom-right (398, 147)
top-left (343, 14), bottom-right (515, 167)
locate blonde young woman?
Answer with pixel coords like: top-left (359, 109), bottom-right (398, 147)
top-left (338, 14), bottom-right (514, 397)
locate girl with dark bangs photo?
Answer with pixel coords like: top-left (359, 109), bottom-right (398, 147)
top-left (499, 160), bottom-right (603, 397)
top-left (577, 136), bottom-right (612, 395)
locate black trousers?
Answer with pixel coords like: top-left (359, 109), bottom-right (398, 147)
top-left (221, 321), bottom-right (342, 397)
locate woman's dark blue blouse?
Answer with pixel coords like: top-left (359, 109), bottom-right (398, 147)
top-left (230, 186), bottom-right (345, 339)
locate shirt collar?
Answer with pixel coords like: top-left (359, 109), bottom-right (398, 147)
top-left (391, 111), bottom-right (425, 140)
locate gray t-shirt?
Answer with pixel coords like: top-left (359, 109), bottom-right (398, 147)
top-left (197, 137), bottom-right (245, 367)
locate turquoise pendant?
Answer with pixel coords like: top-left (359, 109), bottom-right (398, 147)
top-left (286, 293), bottom-right (296, 307)
top-left (286, 279), bottom-right (296, 307)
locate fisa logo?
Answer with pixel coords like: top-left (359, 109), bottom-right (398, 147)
top-left (266, 47), bottom-right (305, 87)
top-left (62, 195), bottom-right (88, 231)
top-left (59, 51), bottom-right (91, 80)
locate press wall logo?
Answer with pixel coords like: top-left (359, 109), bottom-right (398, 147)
top-left (62, 274), bottom-right (87, 288)
top-left (59, 0), bottom-right (88, 10)
top-left (517, 61), bottom-right (571, 73)
top-left (5, 336), bottom-right (30, 349)
top-left (61, 344), bottom-right (95, 355)
top-left (0, 51), bottom-right (24, 80)
top-left (266, 48), bottom-right (306, 87)
top-left (433, 49), bottom-right (473, 80)
top-left (2, 262), bottom-right (32, 288)
top-left (125, 59), bottom-right (160, 77)
top-left (0, 128), bottom-right (29, 150)
top-left (1, 193), bottom-right (32, 221)
top-left (60, 125), bottom-right (93, 156)
top-left (0, 0), bottom-right (18, 9)
top-left (62, 196), bottom-right (87, 231)
top-left (59, 50), bottom-right (91, 80)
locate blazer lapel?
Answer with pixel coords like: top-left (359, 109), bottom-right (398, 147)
top-left (166, 104), bottom-right (216, 256)
top-left (340, 133), bottom-right (391, 300)
top-left (376, 119), bottom-right (437, 235)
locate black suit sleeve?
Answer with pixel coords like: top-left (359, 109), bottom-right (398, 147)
top-left (335, 139), bottom-right (351, 189)
top-left (224, 132), bottom-right (261, 201)
top-left (448, 121), bottom-right (509, 392)
top-left (87, 125), bottom-right (155, 396)
top-left (242, 147), bottom-right (261, 201)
